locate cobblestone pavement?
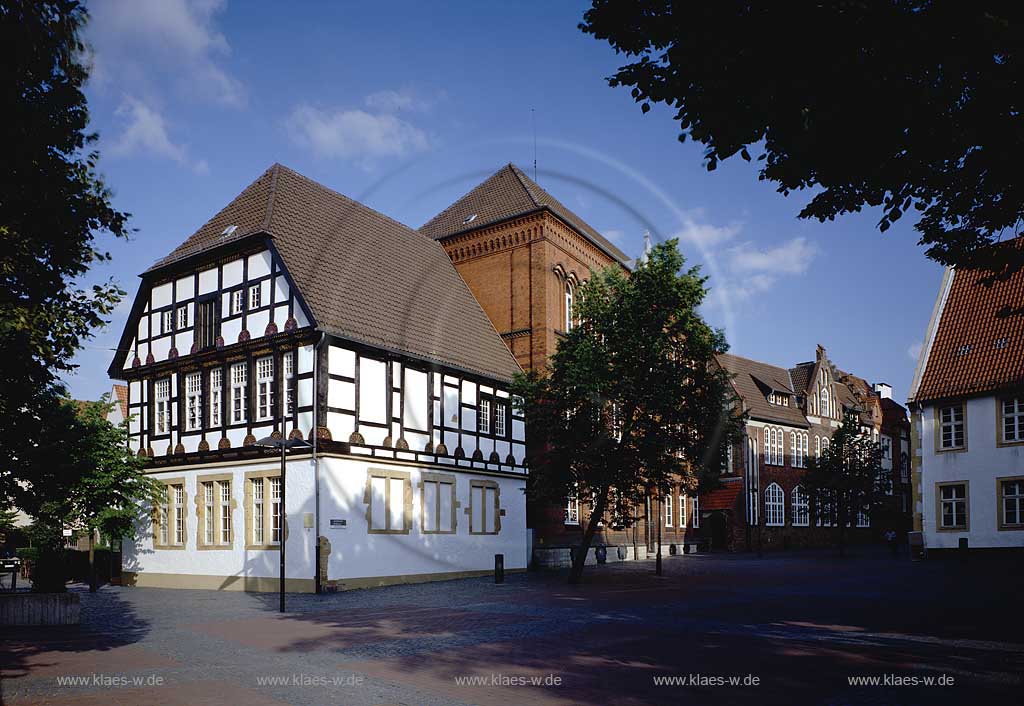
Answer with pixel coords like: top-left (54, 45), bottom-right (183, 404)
top-left (2, 548), bottom-right (1022, 705)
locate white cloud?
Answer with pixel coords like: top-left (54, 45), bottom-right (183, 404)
top-left (286, 104), bottom-right (430, 160)
top-left (364, 88), bottom-right (437, 114)
top-left (727, 237), bottom-right (817, 275)
top-left (907, 342), bottom-right (923, 361)
top-left (109, 97), bottom-right (209, 174)
top-left (87, 0), bottom-right (244, 107)
top-left (674, 217), bottom-right (742, 249)
top-left (602, 228), bottom-right (625, 244)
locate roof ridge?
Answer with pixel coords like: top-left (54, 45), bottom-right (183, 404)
top-left (507, 163), bottom-right (541, 208)
top-left (262, 163), bottom-right (281, 232)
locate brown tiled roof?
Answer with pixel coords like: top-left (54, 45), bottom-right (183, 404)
top-left (139, 165), bottom-right (521, 382)
top-left (788, 362), bottom-right (814, 394)
top-left (419, 164), bottom-right (630, 265)
top-left (716, 353), bottom-right (808, 427)
top-left (880, 397), bottom-right (908, 430)
top-left (702, 480), bottom-right (742, 511)
top-left (913, 239), bottom-right (1024, 402)
top-left (112, 384), bottom-right (128, 418)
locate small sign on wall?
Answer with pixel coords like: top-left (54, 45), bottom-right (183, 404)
top-left (302, 513), bottom-right (314, 529)
top-left (329, 519), bottom-right (347, 529)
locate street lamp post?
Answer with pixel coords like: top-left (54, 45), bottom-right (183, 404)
top-left (255, 434), bottom-right (311, 612)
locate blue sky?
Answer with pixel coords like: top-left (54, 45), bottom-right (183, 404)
top-left (67, 0), bottom-right (942, 405)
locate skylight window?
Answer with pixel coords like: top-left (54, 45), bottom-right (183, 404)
top-left (957, 344), bottom-right (972, 356)
top-left (463, 213), bottom-right (478, 224)
top-left (995, 337), bottom-right (1009, 349)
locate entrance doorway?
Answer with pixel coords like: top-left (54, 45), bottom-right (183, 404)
top-left (708, 511), bottom-right (730, 552)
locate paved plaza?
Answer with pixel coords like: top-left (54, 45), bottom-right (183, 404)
top-left (2, 548), bottom-right (1022, 705)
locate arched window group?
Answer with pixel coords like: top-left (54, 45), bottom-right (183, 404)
top-left (765, 483), bottom-right (784, 526)
top-left (763, 427), bottom-right (785, 466)
top-left (553, 265), bottom-right (581, 332)
top-left (790, 431), bottom-right (809, 468)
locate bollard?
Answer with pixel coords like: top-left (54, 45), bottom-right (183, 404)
top-left (494, 554), bottom-right (504, 583)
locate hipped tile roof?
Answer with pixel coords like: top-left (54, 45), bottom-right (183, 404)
top-left (913, 239), bottom-right (1024, 402)
top-left (419, 164), bottom-right (630, 265)
top-left (141, 164), bottom-right (522, 382)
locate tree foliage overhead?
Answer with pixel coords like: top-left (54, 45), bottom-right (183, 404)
top-left (580, 1), bottom-right (1024, 276)
top-left (513, 240), bottom-right (744, 582)
top-left (0, 0), bottom-right (130, 502)
top-left (803, 409), bottom-right (888, 556)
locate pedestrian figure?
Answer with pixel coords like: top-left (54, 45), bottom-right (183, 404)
top-left (885, 529), bottom-right (898, 557)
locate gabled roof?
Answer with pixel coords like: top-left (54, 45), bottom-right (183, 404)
top-left (129, 164), bottom-right (522, 382)
top-left (419, 164), bottom-right (630, 265)
top-left (112, 384), bottom-right (128, 419)
top-left (717, 352), bottom-right (808, 427)
top-left (911, 238), bottom-right (1024, 403)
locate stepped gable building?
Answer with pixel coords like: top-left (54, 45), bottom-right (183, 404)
top-left (109, 164), bottom-right (529, 591)
top-left (909, 238), bottom-right (1024, 551)
top-left (712, 345), bottom-right (911, 552)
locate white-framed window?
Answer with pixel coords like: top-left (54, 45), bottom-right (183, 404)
top-left (816, 491), bottom-right (834, 527)
top-left (470, 481), bottom-right (500, 534)
top-left (792, 485), bottom-right (809, 526)
top-left (185, 372), bottom-right (202, 431)
top-left (270, 476), bottom-right (282, 544)
top-left (565, 486), bottom-right (580, 525)
top-left (763, 429), bottom-right (770, 465)
top-left (203, 481), bottom-right (215, 545)
top-left (939, 482), bottom-right (967, 529)
top-left (231, 289), bottom-right (244, 315)
top-left (747, 485), bottom-right (758, 525)
top-left (256, 356), bottom-right (274, 421)
top-left (939, 404), bottom-right (965, 450)
top-left (158, 491), bottom-right (169, 545)
top-left (155, 378), bottom-right (171, 435)
top-left (665, 493), bottom-right (673, 527)
top-left (283, 351), bottom-right (295, 418)
top-left (209, 367), bottom-right (223, 427)
top-left (253, 479), bottom-right (264, 544)
top-left (820, 387), bottom-right (830, 418)
top-left (881, 435), bottom-right (892, 460)
top-left (494, 399), bottom-right (507, 437)
top-left (231, 362), bottom-right (247, 423)
top-left (856, 506), bottom-right (870, 528)
top-left (821, 437), bottom-right (830, 454)
top-left (790, 431), bottom-right (797, 466)
top-left (815, 435), bottom-right (821, 458)
top-left (765, 483), bottom-right (784, 526)
top-left (679, 495), bottom-right (686, 527)
top-left (1001, 398), bottom-right (1023, 443)
top-left (220, 481), bottom-right (232, 544)
top-left (249, 283), bottom-right (261, 310)
top-left (177, 305), bottom-right (188, 329)
top-left (478, 396), bottom-right (491, 434)
top-left (173, 483), bottom-right (185, 544)
top-left (692, 495), bottom-right (699, 528)
top-left (564, 281), bottom-right (574, 331)
top-left (160, 309), bottom-right (173, 334)
top-left (1000, 479), bottom-right (1023, 527)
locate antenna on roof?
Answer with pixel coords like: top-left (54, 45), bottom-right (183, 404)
top-left (531, 107), bottom-right (537, 182)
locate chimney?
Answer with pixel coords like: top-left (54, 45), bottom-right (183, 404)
top-left (873, 382), bottom-right (892, 399)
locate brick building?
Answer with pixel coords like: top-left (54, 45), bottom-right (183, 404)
top-left (421, 165), bottom-right (685, 564)
top-left (712, 345), bottom-right (911, 552)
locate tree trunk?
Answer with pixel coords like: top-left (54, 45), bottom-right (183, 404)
top-left (837, 502), bottom-right (847, 558)
top-left (568, 489), bottom-right (608, 584)
top-left (88, 530), bottom-right (97, 593)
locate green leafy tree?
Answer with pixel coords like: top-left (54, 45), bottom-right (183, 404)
top-left (13, 398), bottom-right (158, 592)
top-left (580, 2), bottom-right (1024, 276)
top-left (513, 240), bottom-right (743, 584)
top-left (0, 0), bottom-right (130, 506)
top-left (803, 410), bottom-right (888, 557)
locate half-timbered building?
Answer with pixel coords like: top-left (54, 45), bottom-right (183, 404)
top-left (110, 164), bottom-right (528, 591)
